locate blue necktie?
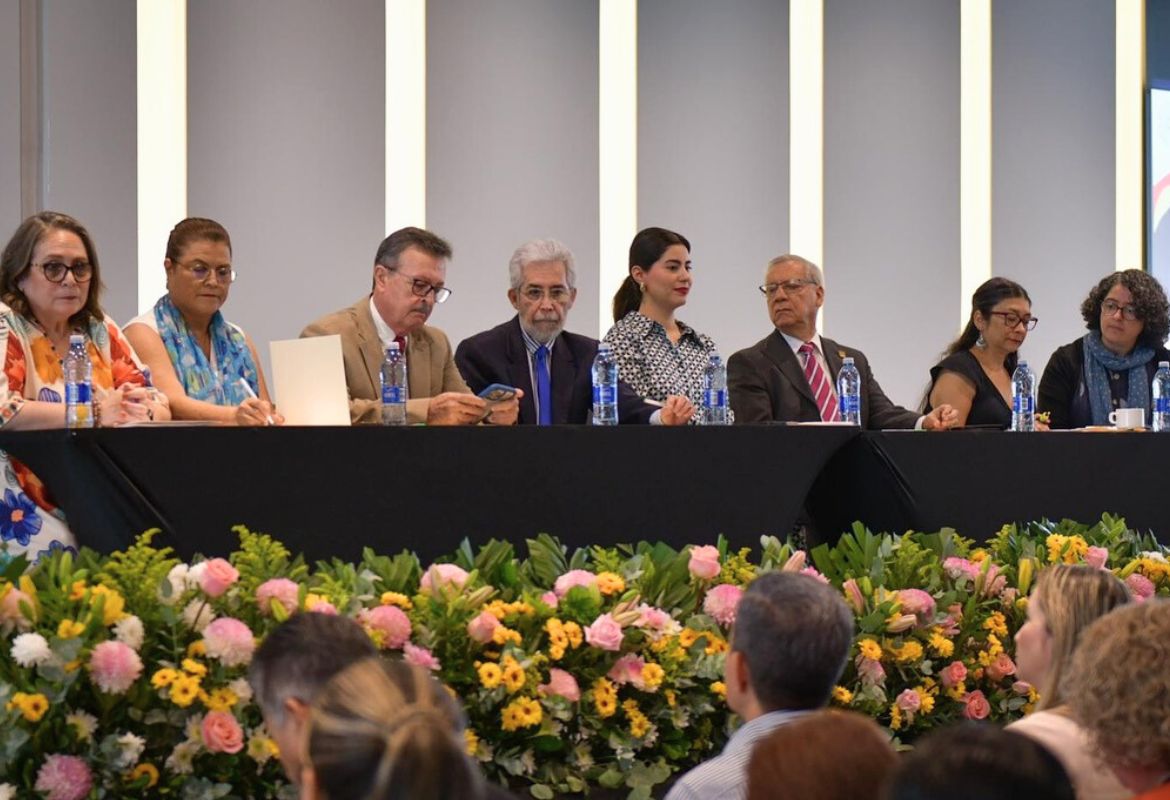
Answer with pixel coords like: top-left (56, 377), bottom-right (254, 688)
top-left (535, 345), bottom-right (552, 426)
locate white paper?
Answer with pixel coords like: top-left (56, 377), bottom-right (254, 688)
top-left (269, 336), bottom-right (351, 426)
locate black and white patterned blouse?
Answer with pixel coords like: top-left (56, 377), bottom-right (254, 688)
top-left (602, 311), bottom-right (723, 410)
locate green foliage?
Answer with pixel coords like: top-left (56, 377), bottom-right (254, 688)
top-left (229, 524), bottom-right (307, 594)
top-left (92, 528), bottom-right (178, 610)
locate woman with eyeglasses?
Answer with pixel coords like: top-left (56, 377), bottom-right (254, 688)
top-left (0, 211), bottom-right (170, 559)
top-left (1038, 269), bottom-right (1170, 429)
top-left (124, 217), bottom-right (282, 425)
top-left (925, 277), bottom-right (1037, 429)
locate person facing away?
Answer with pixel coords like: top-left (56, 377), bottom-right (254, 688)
top-left (665, 571), bottom-right (855, 800)
top-left (925, 277), bottom-right (1038, 429)
top-left (300, 226), bottom-right (520, 425)
top-left (727, 254), bottom-right (957, 430)
top-left (124, 217), bottom-right (283, 426)
top-left (454, 237), bottom-right (693, 425)
top-left (1038, 269), bottom-right (1170, 429)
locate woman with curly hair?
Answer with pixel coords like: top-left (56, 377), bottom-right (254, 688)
top-left (1038, 269), bottom-right (1170, 428)
top-left (1066, 600), bottom-right (1170, 799)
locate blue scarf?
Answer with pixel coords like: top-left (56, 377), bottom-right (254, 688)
top-left (1082, 331), bottom-right (1153, 425)
top-left (153, 294), bottom-right (259, 405)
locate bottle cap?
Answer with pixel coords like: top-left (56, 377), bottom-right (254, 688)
top-left (842, 356), bottom-right (854, 364)
top-left (69, 333), bottom-right (84, 346)
top-left (1161, 361), bottom-right (1169, 368)
top-left (387, 342), bottom-right (400, 354)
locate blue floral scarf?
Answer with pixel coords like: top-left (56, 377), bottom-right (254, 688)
top-left (1082, 331), bottom-right (1153, 425)
top-left (153, 294), bottom-right (259, 405)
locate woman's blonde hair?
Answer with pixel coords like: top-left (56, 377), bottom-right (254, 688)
top-left (1030, 564), bottom-right (1129, 710)
top-left (306, 657), bottom-right (483, 800)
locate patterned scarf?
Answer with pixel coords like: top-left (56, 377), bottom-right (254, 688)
top-left (153, 294), bottom-right (259, 405)
top-left (1082, 331), bottom-right (1153, 425)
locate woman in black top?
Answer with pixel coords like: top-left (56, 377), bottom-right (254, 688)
top-left (1038, 269), bottom-right (1170, 429)
top-left (925, 277), bottom-right (1036, 428)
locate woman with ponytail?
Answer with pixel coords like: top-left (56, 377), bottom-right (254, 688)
top-left (603, 227), bottom-right (724, 416)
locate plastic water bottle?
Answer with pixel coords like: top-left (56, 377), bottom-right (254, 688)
top-left (701, 353), bottom-right (730, 425)
top-left (1153, 361), bottom-right (1170, 432)
top-left (1011, 360), bottom-right (1036, 432)
top-left (591, 342), bottom-right (619, 426)
top-left (837, 357), bottom-right (861, 425)
top-left (380, 342), bottom-right (408, 426)
top-left (63, 334), bottom-right (93, 429)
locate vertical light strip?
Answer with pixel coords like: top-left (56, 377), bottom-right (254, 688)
top-left (960, 0), bottom-right (992, 328)
top-left (136, 0), bottom-right (187, 312)
top-left (599, 0), bottom-right (638, 336)
top-left (1115, 0), bottom-right (1144, 270)
top-left (789, 0), bottom-right (823, 270)
top-left (386, 0), bottom-right (427, 233)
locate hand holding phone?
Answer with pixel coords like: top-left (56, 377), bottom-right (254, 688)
top-left (477, 383), bottom-right (518, 405)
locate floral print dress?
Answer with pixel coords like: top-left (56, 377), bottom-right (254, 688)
top-left (0, 304), bottom-right (156, 561)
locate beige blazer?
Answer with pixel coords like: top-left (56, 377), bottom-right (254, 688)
top-left (301, 297), bottom-right (470, 424)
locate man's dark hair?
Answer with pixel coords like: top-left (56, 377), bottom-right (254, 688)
top-left (375, 226), bottom-right (453, 271)
top-left (249, 613), bottom-right (376, 724)
top-left (731, 571), bottom-right (853, 711)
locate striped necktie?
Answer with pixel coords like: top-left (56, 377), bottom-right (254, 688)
top-left (798, 341), bottom-right (840, 422)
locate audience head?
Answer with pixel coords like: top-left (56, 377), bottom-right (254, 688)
top-left (747, 710), bottom-right (896, 800)
top-left (884, 723), bottom-right (1075, 800)
top-left (163, 217), bottom-right (235, 322)
top-left (612, 227), bottom-right (691, 323)
top-left (1067, 599), bottom-right (1170, 793)
top-left (1080, 269), bottom-right (1170, 356)
top-left (507, 238), bottom-right (577, 344)
top-left (249, 613), bottom-right (377, 784)
top-left (371, 226), bottom-right (453, 336)
top-left (302, 657), bottom-right (483, 800)
top-left (726, 571), bottom-right (853, 719)
top-left (759, 254), bottom-right (824, 341)
top-left (0, 211), bottom-right (105, 329)
top-left (944, 277), bottom-right (1033, 367)
top-left (1013, 563), bottom-right (1129, 710)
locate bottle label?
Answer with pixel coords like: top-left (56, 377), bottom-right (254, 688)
top-left (1013, 395), bottom-right (1034, 415)
top-left (593, 385), bottom-right (616, 405)
top-left (840, 394), bottom-right (860, 414)
top-left (705, 389), bottom-right (727, 408)
top-left (1157, 397), bottom-right (1170, 415)
top-left (382, 386), bottom-right (404, 404)
top-left (66, 382), bottom-right (91, 405)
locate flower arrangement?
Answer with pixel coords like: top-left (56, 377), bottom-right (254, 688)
top-left (0, 515), bottom-right (1166, 798)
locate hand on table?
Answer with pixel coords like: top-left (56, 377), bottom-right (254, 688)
top-left (427, 392), bottom-right (489, 426)
top-left (235, 397), bottom-right (284, 426)
top-left (98, 386), bottom-right (152, 426)
top-left (659, 395), bottom-right (695, 426)
top-left (923, 403), bottom-right (960, 431)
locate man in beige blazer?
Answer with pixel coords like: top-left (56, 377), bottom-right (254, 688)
top-left (301, 227), bottom-right (520, 425)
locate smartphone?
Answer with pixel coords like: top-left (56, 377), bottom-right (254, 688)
top-left (477, 383), bottom-right (518, 404)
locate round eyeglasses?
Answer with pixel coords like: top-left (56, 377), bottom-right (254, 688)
top-left (31, 260), bottom-right (93, 283)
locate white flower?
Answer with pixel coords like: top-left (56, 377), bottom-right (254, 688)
top-left (166, 740), bottom-right (199, 775)
top-left (1141, 551), bottom-right (1168, 563)
top-left (185, 713), bottom-right (205, 743)
top-left (115, 732), bottom-right (146, 768)
top-left (181, 599), bottom-right (216, 632)
top-left (66, 711), bottom-right (98, 742)
top-left (160, 564), bottom-right (190, 605)
top-left (113, 615), bottom-right (145, 651)
top-left (0, 782), bottom-right (16, 800)
top-left (229, 677), bottom-right (253, 704)
top-left (10, 632), bottom-right (52, 667)
top-left (186, 562), bottom-right (208, 589)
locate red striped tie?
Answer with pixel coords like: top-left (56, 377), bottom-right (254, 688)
top-left (799, 341), bottom-right (840, 422)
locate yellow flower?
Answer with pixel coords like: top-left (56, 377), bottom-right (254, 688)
top-left (596, 572), bottom-right (626, 596)
top-left (485, 600), bottom-right (509, 620)
top-left (203, 687), bottom-right (239, 712)
top-left (915, 686), bottom-right (935, 715)
top-left (500, 697), bottom-right (542, 732)
top-left (151, 668), bottom-right (180, 689)
top-left (563, 622), bottom-right (583, 648)
top-left (986, 633), bottom-right (1004, 657)
top-left (187, 641), bottom-right (207, 658)
top-left (832, 686), bottom-right (854, 705)
top-left (593, 678), bottom-right (617, 718)
top-left (889, 704), bottom-right (903, 731)
top-left (892, 640), bottom-right (924, 664)
top-left (664, 689), bottom-right (677, 707)
top-left (57, 619), bottom-right (86, 639)
top-left (710, 681), bottom-right (727, 698)
top-left (945, 682), bottom-right (967, 702)
top-left (182, 658), bottom-right (207, 677)
top-left (623, 699), bottom-right (651, 738)
top-left (983, 612), bottom-right (1008, 638)
top-left (380, 591), bottom-right (413, 609)
top-left (857, 638), bottom-right (882, 661)
top-left (502, 656), bottom-right (526, 693)
top-left (705, 637), bottom-right (729, 656)
top-left (68, 580), bottom-right (87, 601)
top-left (1046, 534), bottom-right (1089, 565)
top-left (89, 584), bottom-right (126, 625)
top-left (478, 662), bottom-right (503, 689)
top-left (928, 632), bottom-right (954, 658)
top-left (170, 674), bottom-right (202, 708)
top-left (464, 728), bottom-right (479, 756)
top-left (970, 549), bottom-right (988, 563)
top-left (8, 692), bottom-right (49, 722)
top-left (492, 625), bottom-right (523, 647)
top-left (247, 732), bottom-right (281, 763)
top-left (678, 629), bottom-right (700, 648)
top-left (641, 662), bottom-right (665, 689)
top-left (127, 763), bottom-right (159, 788)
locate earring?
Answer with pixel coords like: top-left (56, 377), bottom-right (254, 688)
top-left (976, 332), bottom-right (987, 348)
top-left (638, 283), bottom-right (646, 293)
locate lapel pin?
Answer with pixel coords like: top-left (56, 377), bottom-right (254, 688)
top-left (837, 350), bottom-right (847, 359)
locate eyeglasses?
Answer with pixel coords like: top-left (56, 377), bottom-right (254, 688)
top-left (179, 261), bottom-right (236, 284)
top-left (31, 260), bottom-right (93, 283)
top-left (1101, 299), bottom-right (1139, 321)
top-left (520, 286), bottom-right (572, 303)
top-left (396, 270), bottom-right (451, 304)
top-left (759, 279), bottom-right (816, 296)
top-left (989, 311), bottom-right (1038, 331)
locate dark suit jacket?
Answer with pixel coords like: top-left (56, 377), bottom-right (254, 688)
top-left (727, 330), bottom-right (920, 429)
top-left (1038, 338), bottom-right (1170, 429)
top-left (455, 317), bottom-right (656, 425)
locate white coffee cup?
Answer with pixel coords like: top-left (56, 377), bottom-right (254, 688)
top-left (1109, 407), bottom-right (1145, 429)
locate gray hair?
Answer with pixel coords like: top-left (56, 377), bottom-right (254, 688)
top-left (508, 238), bottom-right (576, 290)
top-left (767, 254), bottom-right (823, 287)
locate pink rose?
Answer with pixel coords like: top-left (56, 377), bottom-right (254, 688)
top-left (939, 660), bottom-right (968, 688)
top-left (607, 653), bottom-right (647, 687)
top-left (943, 557), bottom-right (980, 581)
top-left (1012, 680), bottom-right (1034, 696)
top-left (703, 584), bottom-right (745, 627)
top-left (986, 652), bottom-right (1017, 682)
top-left (199, 558), bottom-right (240, 598)
top-left (202, 710), bottom-right (245, 754)
top-left (88, 640), bottom-right (143, 694)
top-left (419, 563), bottom-right (470, 595)
top-left (554, 570), bottom-right (597, 598)
top-left (359, 605), bottom-right (412, 649)
top-left (842, 579), bottom-right (865, 613)
top-left (856, 656), bottom-right (886, 687)
top-left (897, 589), bottom-right (937, 623)
top-left (1084, 546), bottom-right (1110, 570)
top-left (538, 668), bottom-right (581, 702)
top-left (35, 754), bottom-right (93, 800)
top-left (540, 591), bottom-right (559, 609)
top-left (895, 688), bottom-right (921, 713)
top-left (466, 610), bottom-right (501, 644)
top-left (255, 579), bottom-right (299, 615)
top-left (202, 617), bottom-right (256, 667)
top-left (633, 604), bottom-right (680, 640)
top-left (403, 642), bottom-right (441, 671)
top-left (800, 567), bottom-right (830, 585)
top-left (1126, 573), bottom-right (1155, 602)
top-left (584, 613), bottom-right (624, 651)
top-left (688, 545), bottom-right (722, 580)
top-left (963, 690), bottom-right (991, 720)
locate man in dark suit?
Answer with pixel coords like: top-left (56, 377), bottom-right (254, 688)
top-left (728, 254), bottom-right (957, 429)
top-left (455, 239), bottom-right (694, 425)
